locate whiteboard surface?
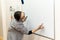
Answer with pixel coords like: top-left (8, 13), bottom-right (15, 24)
top-left (9, 0), bottom-right (54, 39)
top-left (23, 0), bottom-right (54, 39)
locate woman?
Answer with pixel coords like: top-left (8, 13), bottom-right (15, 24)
top-left (7, 11), bottom-right (44, 40)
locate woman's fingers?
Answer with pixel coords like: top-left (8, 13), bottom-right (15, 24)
top-left (39, 23), bottom-right (44, 29)
top-left (40, 26), bottom-right (44, 29)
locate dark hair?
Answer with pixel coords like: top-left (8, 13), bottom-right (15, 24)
top-left (14, 11), bottom-right (22, 21)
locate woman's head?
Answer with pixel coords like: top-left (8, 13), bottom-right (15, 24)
top-left (14, 11), bottom-right (26, 21)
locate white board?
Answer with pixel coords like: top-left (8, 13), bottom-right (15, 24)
top-left (23, 0), bottom-right (54, 39)
top-left (8, 0), bottom-right (54, 39)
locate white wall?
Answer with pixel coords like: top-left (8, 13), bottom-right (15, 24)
top-left (55, 0), bottom-right (60, 40)
top-left (0, 0), bottom-right (8, 40)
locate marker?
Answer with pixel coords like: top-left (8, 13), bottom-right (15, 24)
top-left (21, 0), bottom-right (24, 4)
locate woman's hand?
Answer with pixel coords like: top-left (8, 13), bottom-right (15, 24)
top-left (32, 23), bottom-right (44, 33)
top-left (38, 23), bottom-right (44, 30)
